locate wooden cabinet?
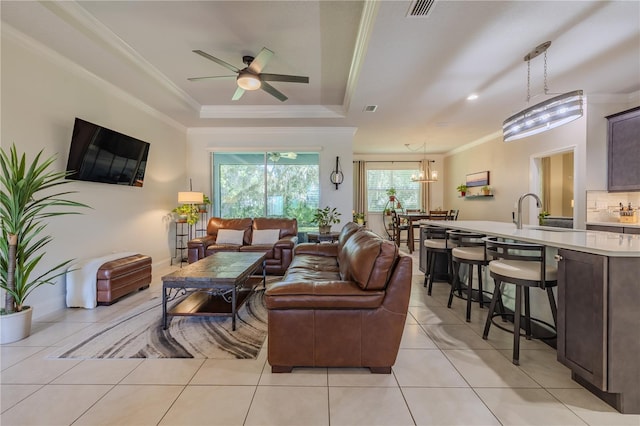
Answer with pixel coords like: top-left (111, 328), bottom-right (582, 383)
top-left (557, 248), bottom-right (640, 413)
top-left (607, 107), bottom-right (640, 192)
top-left (557, 249), bottom-right (607, 389)
top-left (586, 224), bottom-right (640, 234)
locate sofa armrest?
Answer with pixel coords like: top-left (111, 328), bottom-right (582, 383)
top-left (294, 242), bottom-right (338, 257)
top-left (187, 235), bottom-right (216, 263)
top-left (274, 235), bottom-right (298, 250)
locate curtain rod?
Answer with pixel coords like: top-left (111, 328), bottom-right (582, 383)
top-left (352, 160), bottom-right (432, 163)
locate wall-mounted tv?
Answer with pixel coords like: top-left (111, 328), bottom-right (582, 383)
top-left (66, 118), bottom-right (150, 187)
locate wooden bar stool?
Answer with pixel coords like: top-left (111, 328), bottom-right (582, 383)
top-left (446, 230), bottom-right (490, 322)
top-left (482, 236), bottom-right (558, 365)
top-left (423, 225), bottom-right (454, 295)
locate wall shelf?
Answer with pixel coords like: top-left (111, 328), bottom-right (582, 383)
top-left (461, 194), bottom-right (494, 199)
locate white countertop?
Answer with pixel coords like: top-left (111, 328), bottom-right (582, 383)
top-left (420, 220), bottom-right (640, 257)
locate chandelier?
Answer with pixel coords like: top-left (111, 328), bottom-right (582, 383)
top-left (406, 143), bottom-right (438, 183)
top-left (503, 41), bottom-right (584, 142)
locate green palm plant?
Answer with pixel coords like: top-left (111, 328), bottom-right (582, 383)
top-left (0, 145), bottom-right (89, 314)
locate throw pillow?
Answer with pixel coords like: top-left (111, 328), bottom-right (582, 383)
top-left (216, 229), bottom-right (244, 245)
top-left (252, 229), bottom-right (281, 245)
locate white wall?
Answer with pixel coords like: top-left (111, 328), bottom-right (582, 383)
top-left (1, 29), bottom-right (187, 318)
top-left (186, 127), bottom-right (355, 229)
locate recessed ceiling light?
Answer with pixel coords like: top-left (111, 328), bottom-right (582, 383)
top-left (467, 94), bottom-right (479, 101)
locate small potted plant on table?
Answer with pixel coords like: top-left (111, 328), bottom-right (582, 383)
top-left (314, 206), bottom-right (341, 234)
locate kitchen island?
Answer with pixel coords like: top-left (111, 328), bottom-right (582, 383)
top-left (420, 220), bottom-right (640, 414)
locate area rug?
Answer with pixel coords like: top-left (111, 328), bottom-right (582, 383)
top-left (49, 288), bottom-right (267, 359)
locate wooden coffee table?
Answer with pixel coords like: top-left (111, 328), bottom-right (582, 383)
top-left (161, 251), bottom-right (266, 330)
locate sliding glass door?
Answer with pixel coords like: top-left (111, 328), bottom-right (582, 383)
top-left (213, 152), bottom-right (320, 229)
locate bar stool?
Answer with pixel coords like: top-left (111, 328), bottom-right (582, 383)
top-left (446, 230), bottom-right (490, 322)
top-left (482, 236), bottom-right (558, 365)
top-left (423, 225), bottom-right (455, 295)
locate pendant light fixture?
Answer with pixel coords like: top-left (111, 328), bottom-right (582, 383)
top-left (406, 143), bottom-right (438, 183)
top-left (503, 41), bottom-right (584, 142)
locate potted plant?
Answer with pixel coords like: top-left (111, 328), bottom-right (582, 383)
top-left (0, 145), bottom-right (89, 344)
top-left (386, 187), bottom-right (397, 201)
top-left (456, 184), bottom-right (468, 197)
top-left (354, 212), bottom-right (365, 225)
top-left (172, 204), bottom-right (199, 225)
top-left (197, 194), bottom-right (211, 213)
top-left (538, 210), bottom-right (550, 226)
top-left (481, 185), bottom-right (491, 196)
top-left (313, 206), bottom-right (341, 233)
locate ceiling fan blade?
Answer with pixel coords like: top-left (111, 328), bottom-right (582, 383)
top-left (187, 75), bottom-right (236, 82)
top-left (261, 81), bottom-right (288, 102)
top-left (248, 47), bottom-right (274, 74)
top-left (192, 50), bottom-right (240, 73)
top-left (260, 73), bottom-right (309, 84)
top-left (231, 86), bottom-right (245, 101)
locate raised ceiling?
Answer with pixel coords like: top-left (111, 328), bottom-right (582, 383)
top-left (2, 0), bottom-right (639, 154)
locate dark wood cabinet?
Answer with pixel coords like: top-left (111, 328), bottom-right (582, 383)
top-left (586, 224), bottom-right (640, 234)
top-left (557, 249), bottom-right (607, 389)
top-left (607, 107), bottom-right (640, 192)
top-left (557, 248), bottom-right (640, 413)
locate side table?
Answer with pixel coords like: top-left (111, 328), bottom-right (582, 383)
top-left (307, 231), bottom-right (340, 243)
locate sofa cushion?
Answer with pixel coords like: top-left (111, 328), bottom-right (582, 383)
top-left (253, 217), bottom-right (297, 238)
top-left (337, 222), bottom-right (362, 267)
top-left (266, 280), bottom-right (385, 309)
top-left (216, 229), bottom-right (245, 245)
top-left (252, 229), bottom-right (281, 245)
top-left (207, 217), bottom-right (253, 245)
top-left (340, 230), bottom-right (398, 291)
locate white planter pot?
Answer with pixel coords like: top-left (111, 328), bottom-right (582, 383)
top-left (0, 307), bottom-right (33, 344)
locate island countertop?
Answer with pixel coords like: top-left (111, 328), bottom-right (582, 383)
top-left (419, 220), bottom-right (640, 257)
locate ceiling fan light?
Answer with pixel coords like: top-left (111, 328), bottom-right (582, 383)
top-left (237, 72), bottom-right (261, 90)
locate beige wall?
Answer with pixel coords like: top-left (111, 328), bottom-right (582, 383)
top-left (1, 30), bottom-right (187, 318)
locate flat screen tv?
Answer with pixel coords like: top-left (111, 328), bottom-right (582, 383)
top-left (66, 118), bottom-right (150, 187)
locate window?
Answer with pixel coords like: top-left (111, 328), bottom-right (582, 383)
top-left (213, 152), bottom-right (320, 229)
top-left (366, 164), bottom-right (421, 212)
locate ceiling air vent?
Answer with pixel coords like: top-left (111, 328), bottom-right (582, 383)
top-left (363, 105), bottom-right (378, 112)
top-left (407, 0), bottom-right (436, 17)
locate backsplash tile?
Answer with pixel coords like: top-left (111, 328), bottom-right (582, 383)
top-left (586, 190), bottom-right (640, 223)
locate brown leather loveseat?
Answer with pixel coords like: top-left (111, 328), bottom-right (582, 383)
top-left (187, 217), bottom-right (298, 275)
top-left (265, 222), bottom-right (412, 373)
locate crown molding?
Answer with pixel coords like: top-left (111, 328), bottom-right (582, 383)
top-left (2, 24), bottom-right (187, 133)
top-left (187, 127), bottom-right (357, 136)
top-left (199, 105), bottom-right (345, 119)
top-left (445, 130), bottom-right (503, 156)
top-left (342, 1), bottom-right (380, 113)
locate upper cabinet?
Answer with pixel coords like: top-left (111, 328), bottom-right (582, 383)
top-left (607, 106), bottom-right (640, 192)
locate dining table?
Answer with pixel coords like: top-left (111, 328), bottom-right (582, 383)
top-left (397, 212), bottom-right (433, 253)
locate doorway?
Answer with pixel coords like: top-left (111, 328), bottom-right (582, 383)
top-left (533, 148), bottom-right (575, 222)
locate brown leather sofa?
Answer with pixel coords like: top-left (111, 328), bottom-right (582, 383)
top-left (265, 222), bottom-right (412, 373)
top-left (187, 217), bottom-right (298, 275)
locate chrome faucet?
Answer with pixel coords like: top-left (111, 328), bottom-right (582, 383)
top-left (514, 193), bottom-right (542, 229)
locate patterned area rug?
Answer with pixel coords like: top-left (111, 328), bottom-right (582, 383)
top-left (49, 288), bottom-right (267, 359)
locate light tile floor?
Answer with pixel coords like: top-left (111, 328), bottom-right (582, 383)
top-left (2, 253), bottom-right (639, 426)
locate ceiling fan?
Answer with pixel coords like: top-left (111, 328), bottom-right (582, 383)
top-left (188, 47), bottom-right (309, 102)
top-left (269, 152), bottom-right (298, 162)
